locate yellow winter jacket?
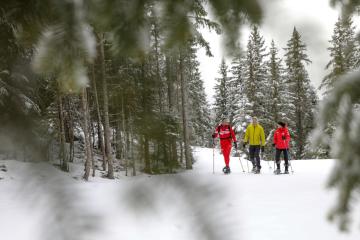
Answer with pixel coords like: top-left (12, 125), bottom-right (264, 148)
top-left (243, 123), bottom-right (266, 146)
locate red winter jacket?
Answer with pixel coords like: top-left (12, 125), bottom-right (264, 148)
top-left (214, 124), bottom-right (237, 142)
top-left (273, 127), bottom-right (290, 150)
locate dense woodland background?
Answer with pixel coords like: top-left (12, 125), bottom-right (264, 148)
top-left (0, 0), bottom-right (360, 231)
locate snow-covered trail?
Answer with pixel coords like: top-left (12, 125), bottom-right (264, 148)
top-left (192, 147), bottom-right (360, 240)
top-left (0, 147), bottom-right (359, 240)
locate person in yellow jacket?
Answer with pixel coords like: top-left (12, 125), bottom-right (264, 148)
top-left (242, 117), bottom-right (266, 174)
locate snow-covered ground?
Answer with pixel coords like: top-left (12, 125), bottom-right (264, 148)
top-left (0, 147), bottom-right (359, 240)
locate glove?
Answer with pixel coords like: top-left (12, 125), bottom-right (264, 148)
top-left (243, 142), bottom-right (247, 148)
top-left (272, 143), bottom-right (275, 147)
top-left (233, 142), bottom-right (237, 149)
top-left (261, 146), bottom-right (265, 152)
top-left (212, 133), bottom-right (216, 138)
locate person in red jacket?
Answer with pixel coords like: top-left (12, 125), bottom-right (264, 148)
top-left (273, 121), bottom-right (291, 174)
top-left (212, 118), bottom-right (237, 174)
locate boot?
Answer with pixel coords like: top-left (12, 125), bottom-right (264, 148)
top-left (284, 165), bottom-right (289, 174)
top-left (274, 163), bottom-right (281, 174)
top-left (254, 166), bottom-right (261, 174)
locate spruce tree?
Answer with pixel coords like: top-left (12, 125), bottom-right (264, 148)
top-left (313, 17), bottom-right (357, 158)
top-left (187, 46), bottom-right (212, 147)
top-left (213, 59), bottom-right (231, 124)
top-left (312, 0), bottom-right (360, 230)
top-left (320, 17), bottom-right (357, 94)
top-left (284, 27), bottom-right (316, 159)
top-left (267, 40), bottom-right (287, 125)
top-left (243, 25), bottom-right (271, 130)
top-left (229, 51), bottom-right (249, 130)
top-left (0, 0), bottom-right (265, 178)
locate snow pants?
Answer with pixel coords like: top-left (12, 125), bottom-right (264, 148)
top-left (220, 139), bottom-right (232, 167)
top-left (249, 145), bottom-right (261, 169)
top-left (275, 148), bottom-right (289, 166)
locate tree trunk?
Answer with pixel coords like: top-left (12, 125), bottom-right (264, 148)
top-left (87, 89), bottom-right (96, 177)
top-left (154, 21), bottom-right (163, 113)
top-left (115, 93), bottom-right (123, 160)
top-left (116, 120), bottom-right (123, 160)
top-left (58, 92), bottom-right (69, 172)
top-left (91, 120), bottom-right (95, 149)
top-left (179, 52), bottom-right (192, 169)
top-left (129, 113), bottom-right (136, 176)
top-left (163, 142), bottom-right (170, 172)
top-left (179, 141), bottom-right (184, 164)
top-left (99, 33), bottom-right (114, 179)
top-left (125, 130), bottom-right (129, 177)
top-left (66, 97), bottom-right (75, 163)
top-left (165, 55), bottom-right (178, 166)
top-left (131, 135), bottom-right (136, 176)
top-left (127, 112), bottom-right (136, 176)
top-left (166, 55), bottom-right (175, 111)
top-left (91, 63), bottom-right (106, 171)
top-left (82, 88), bottom-right (92, 180)
top-left (121, 94), bottom-right (128, 176)
top-left (297, 104), bottom-right (304, 159)
top-left (144, 136), bottom-right (151, 173)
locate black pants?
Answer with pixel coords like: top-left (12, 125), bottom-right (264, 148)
top-left (275, 148), bottom-right (289, 167)
top-left (249, 145), bottom-right (261, 169)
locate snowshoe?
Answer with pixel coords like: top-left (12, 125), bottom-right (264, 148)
top-left (274, 168), bottom-right (281, 175)
top-left (223, 166), bottom-right (231, 174)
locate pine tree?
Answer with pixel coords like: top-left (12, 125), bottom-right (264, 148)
top-left (312, 0), bottom-right (360, 231)
top-left (213, 59), bottom-right (230, 124)
top-left (186, 46), bottom-right (212, 146)
top-left (229, 51), bottom-right (248, 130)
top-left (0, 0), bottom-right (265, 180)
top-left (283, 27), bottom-right (316, 159)
top-left (267, 40), bottom-right (287, 125)
top-left (314, 17), bottom-right (357, 159)
top-left (243, 25), bottom-right (270, 130)
top-left (320, 17), bottom-right (357, 94)
top-left (179, 50), bottom-right (192, 170)
top-left (81, 87), bottom-right (92, 180)
top-left (313, 71), bottom-right (360, 230)
top-left (0, 15), bottom-right (43, 161)
top-left (262, 39), bottom-right (290, 155)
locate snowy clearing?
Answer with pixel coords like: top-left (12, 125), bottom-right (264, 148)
top-left (0, 147), bottom-right (359, 240)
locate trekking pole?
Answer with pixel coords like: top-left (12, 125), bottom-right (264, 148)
top-left (273, 147), bottom-right (276, 170)
top-left (267, 159), bottom-right (272, 170)
top-left (245, 147), bottom-right (250, 173)
top-left (266, 130), bottom-right (275, 171)
top-left (212, 139), bottom-right (215, 174)
top-left (263, 151), bottom-right (272, 170)
top-left (288, 149), bottom-right (294, 174)
top-left (238, 149), bottom-right (245, 173)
